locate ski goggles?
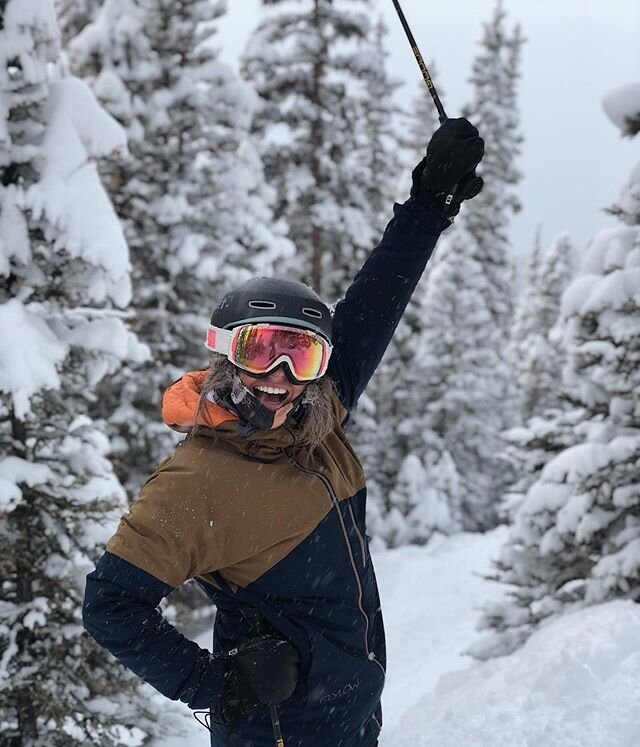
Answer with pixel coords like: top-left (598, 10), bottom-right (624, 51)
top-left (205, 323), bottom-right (332, 383)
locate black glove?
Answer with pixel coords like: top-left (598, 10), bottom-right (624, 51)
top-left (411, 117), bottom-right (485, 218)
top-left (216, 635), bottom-right (300, 727)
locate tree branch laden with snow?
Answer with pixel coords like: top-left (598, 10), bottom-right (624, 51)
top-left (0, 1), bottom-right (156, 743)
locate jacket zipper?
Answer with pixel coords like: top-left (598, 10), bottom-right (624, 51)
top-left (283, 431), bottom-right (385, 677)
top-left (347, 502), bottom-right (367, 568)
top-left (325, 447), bottom-right (368, 569)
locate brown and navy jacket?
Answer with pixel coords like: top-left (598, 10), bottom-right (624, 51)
top-left (82, 199), bottom-right (448, 747)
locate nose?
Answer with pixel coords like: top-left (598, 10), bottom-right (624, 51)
top-left (263, 365), bottom-right (290, 385)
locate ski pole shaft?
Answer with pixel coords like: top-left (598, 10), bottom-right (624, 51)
top-left (269, 704), bottom-right (285, 747)
top-left (240, 609), bottom-right (286, 746)
top-left (390, 0), bottom-right (448, 124)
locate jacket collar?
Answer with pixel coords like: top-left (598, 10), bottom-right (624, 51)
top-left (161, 370), bottom-right (300, 459)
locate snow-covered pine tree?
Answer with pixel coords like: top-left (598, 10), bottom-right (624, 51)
top-left (472, 82), bottom-right (640, 659)
top-left (501, 231), bottom-right (575, 519)
top-left (510, 226), bottom-right (543, 411)
top-left (337, 13), bottom-right (406, 539)
top-left (241, 0), bottom-right (376, 302)
top-left (463, 2), bottom-right (524, 334)
top-left (408, 2), bottom-right (524, 530)
top-left (380, 63), bottom-right (444, 451)
top-left (399, 69), bottom-right (443, 192)
top-left (408, 229), bottom-right (510, 531)
top-left (379, 65), bottom-right (444, 452)
top-left (520, 232), bottom-right (575, 419)
top-left (511, 229), bottom-right (575, 421)
top-left (348, 36), bottom-right (451, 547)
top-left (360, 16), bottom-right (402, 229)
top-left (65, 0), bottom-right (293, 495)
top-left (364, 247), bottom-right (464, 545)
top-left (0, 1), bottom-right (156, 743)
top-left (383, 448), bottom-right (462, 547)
top-left (55, 0), bottom-right (102, 43)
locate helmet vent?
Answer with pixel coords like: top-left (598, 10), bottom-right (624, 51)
top-left (248, 300), bottom-right (277, 310)
top-left (302, 307), bottom-right (323, 319)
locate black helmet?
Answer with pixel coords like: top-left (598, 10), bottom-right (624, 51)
top-left (211, 277), bottom-right (332, 342)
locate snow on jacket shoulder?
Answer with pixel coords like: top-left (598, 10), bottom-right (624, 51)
top-left (82, 199), bottom-right (447, 747)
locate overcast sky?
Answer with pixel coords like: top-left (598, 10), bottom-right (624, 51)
top-left (217, 0), bottom-right (640, 259)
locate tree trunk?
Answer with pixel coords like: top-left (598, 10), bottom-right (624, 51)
top-left (9, 410), bottom-right (37, 746)
top-left (310, 0), bottom-right (324, 292)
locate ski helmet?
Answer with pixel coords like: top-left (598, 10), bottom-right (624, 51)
top-left (210, 277), bottom-right (332, 342)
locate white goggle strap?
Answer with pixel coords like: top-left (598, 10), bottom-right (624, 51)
top-left (204, 325), bottom-right (235, 357)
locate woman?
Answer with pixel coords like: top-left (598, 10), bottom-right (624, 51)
top-left (83, 118), bottom-right (484, 746)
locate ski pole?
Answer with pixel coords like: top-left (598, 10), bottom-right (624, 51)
top-left (241, 607), bottom-right (287, 747)
top-left (269, 704), bottom-right (285, 747)
top-left (390, 0), bottom-right (448, 124)
top-left (392, 0), bottom-right (484, 209)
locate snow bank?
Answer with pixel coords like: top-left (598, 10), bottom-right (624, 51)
top-left (384, 600), bottom-right (640, 747)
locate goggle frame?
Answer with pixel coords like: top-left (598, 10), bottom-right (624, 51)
top-left (204, 322), bottom-right (333, 384)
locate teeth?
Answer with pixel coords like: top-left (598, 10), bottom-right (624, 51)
top-left (255, 386), bottom-right (287, 395)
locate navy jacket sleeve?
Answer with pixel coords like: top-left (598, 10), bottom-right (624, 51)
top-left (83, 551), bottom-right (225, 710)
top-left (328, 198), bottom-right (449, 410)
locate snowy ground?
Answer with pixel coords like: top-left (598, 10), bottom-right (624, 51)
top-left (385, 600), bottom-right (640, 747)
top-left (150, 528), bottom-right (640, 747)
top-left (375, 529), bottom-right (508, 736)
top-left (151, 528), bottom-right (507, 746)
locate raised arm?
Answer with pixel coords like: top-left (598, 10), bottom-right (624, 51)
top-left (328, 117), bottom-right (485, 410)
top-left (328, 199), bottom-right (448, 410)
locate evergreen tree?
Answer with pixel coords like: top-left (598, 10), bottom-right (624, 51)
top-left (56, 0), bottom-right (102, 43)
top-left (398, 67), bottom-right (443, 196)
top-left (510, 225), bottom-right (543, 415)
top-left (463, 2), bottom-right (524, 335)
top-left (365, 4), bottom-right (524, 540)
top-left (503, 231), bottom-right (575, 518)
top-left (362, 253), bottom-right (464, 545)
top-left (423, 2), bottom-right (523, 528)
top-left (520, 232), bottom-right (575, 419)
top-left (383, 448), bottom-right (462, 547)
top-left (380, 66), bottom-right (444, 448)
top-left (340, 14), bottom-right (406, 540)
top-left (65, 0), bottom-right (293, 495)
top-left (511, 229), bottom-right (575, 421)
top-left (241, 0), bottom-right (375, 302)
top-left (472, 83), bottom-right (640, 659)
top-left (360, 16), bottom-right (402, 229)
top-left (396, 4), bottom-right (524, 533)
top-left (242, 2), bottom-right (408, 542)
top-left (407, 78), bottom-right (442, 159)
top-left (412, 230), bottom-right (512, 530)
top-left (349, 43), bottom-right (448, 547)
top-left (0, 1), bottom-right (156, 743)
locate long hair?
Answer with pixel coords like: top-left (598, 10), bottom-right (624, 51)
top-left (193, 354), bottom-right (337, 451)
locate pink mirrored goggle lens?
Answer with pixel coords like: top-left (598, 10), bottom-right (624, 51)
top-left (231, 325), bottom-right (330, 381)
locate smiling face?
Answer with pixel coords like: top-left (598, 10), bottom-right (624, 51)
top-left (238, 366), bottom-right (307, 413)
